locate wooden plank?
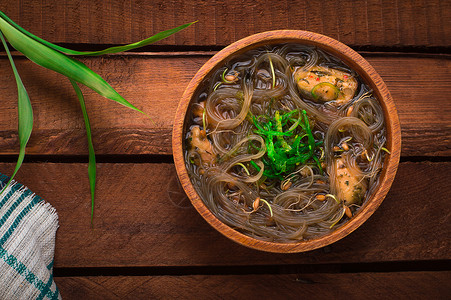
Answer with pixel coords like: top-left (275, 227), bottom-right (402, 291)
top-left (0, 54), bottom-right (449, 157)
top-left (0, 161), bottom-right (449, 268)
top-left (54, 271), bottom-right (451, 299)
top-left (1, 0), bottom-right (450, 48)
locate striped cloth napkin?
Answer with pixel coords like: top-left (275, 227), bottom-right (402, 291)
top-left (0, 173), bottom-right (61, 300)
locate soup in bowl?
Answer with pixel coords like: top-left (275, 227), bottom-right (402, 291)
top-left (172, 31), bottom-right (400, 253)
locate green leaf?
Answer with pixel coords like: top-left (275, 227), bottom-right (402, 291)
top-left (0, 17), bottom-right (147, 115)
top-left (0, 10), bottom-right (194, 223)
top-left (0, 30), bottom-right (33, 194)
top-left (0, 11), bottom-right (196, 56)
top-left (70, 80), bottom-right (96, 226)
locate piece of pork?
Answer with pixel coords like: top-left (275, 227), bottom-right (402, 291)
top-left (333, 157), bottom-right (367, 205)
top-left (192, 101), bottom-right (205, 125)
top-left (295, 66), bottom-right (357, 105)
top-left (189, 126), bottom-right (215, 165)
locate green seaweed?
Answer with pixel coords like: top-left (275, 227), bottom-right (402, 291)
top-left (251, 109), bottom-right (323, 180)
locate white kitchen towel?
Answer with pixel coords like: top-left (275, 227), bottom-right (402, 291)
top-left (0, 173), bottom-right (60, 300)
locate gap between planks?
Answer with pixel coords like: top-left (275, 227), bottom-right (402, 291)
top-left (0, 154), bottom-right (451, 165)
top-left (1, 49), bottom-right (451, 58)
top-left (52, 260), bottom-right (451, 278)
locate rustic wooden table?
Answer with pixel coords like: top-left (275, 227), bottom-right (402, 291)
top-left (1, 1), bottom-right (450, 299)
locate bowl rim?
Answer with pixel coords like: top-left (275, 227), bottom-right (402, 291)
top-left (172, 30), bottom-right (401, 253)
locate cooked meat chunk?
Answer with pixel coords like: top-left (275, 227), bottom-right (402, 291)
top-left (294, 66), bottom-right (357, 105)
top-left (192, 101), bottom-right (206, 125)
top-left (333, 157), bottom-right (367, 205)
top-left (189, 126), bottom-right (215, 165)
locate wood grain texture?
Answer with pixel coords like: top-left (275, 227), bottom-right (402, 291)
top-left (0, 53), bottom-right (449, 157)
top-left (54, 271), bottom-right (451, 299)
top-left (1, 0), bottom-right (450, 48)
top-left (0, 161), bottom-right (449, 268)
top-left (0, 0), bottom-right (448, 295)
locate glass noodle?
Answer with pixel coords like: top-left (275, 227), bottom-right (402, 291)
top-left (184, 44), bottom-right (387, 243)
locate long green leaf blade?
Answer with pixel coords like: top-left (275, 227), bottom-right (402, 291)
top-left (0, 30), bottom-right (33, 194)
top-left (70, 79), bottom-right (96, 225)
top-left (0, 17), bottom-right (145, 115)
top-left (0, 11), bottom-right (195, 56)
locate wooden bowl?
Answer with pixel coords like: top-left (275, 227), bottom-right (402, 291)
top-left (172, 30), bottom-right (401, 253)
